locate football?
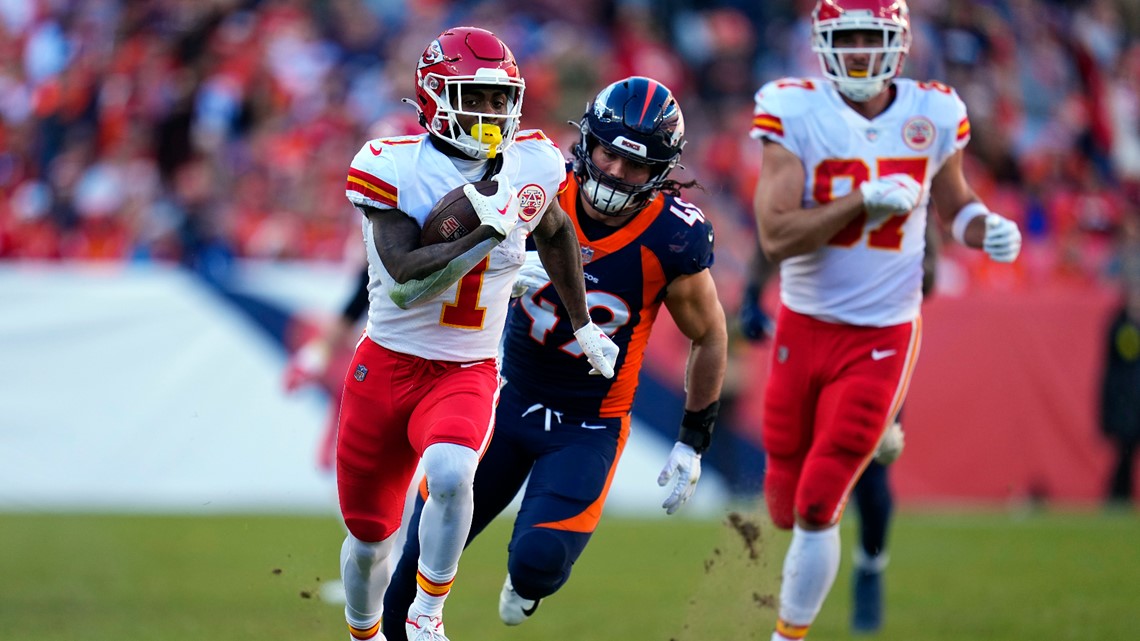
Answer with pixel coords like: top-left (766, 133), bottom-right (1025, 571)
top-left (420, 180), bottom-right (497, 245)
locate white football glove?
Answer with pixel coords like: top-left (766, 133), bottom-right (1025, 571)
top-left (510, 251), bottom-right (550, 298)
top-left (859, 173), bottom-right (922, 219)
top-left (573, 322), bottom-right (619, 378)
top-left (283, 339), bottom-right (330, 393)
top-left (464, 173), bottom-right (520, 238)
top-left (873, 421), bottom-right (905, 465)
top-left (983, 213), bottom-right (1021, 263)
top-left (657, 442), bottom-right (701, 515)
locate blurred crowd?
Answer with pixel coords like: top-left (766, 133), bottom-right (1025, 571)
top-left (0, 0), bottom-right (1138, 297)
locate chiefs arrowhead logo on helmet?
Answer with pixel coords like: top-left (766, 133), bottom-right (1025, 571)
top-left (419, 40), bottom-right (444, 69)
top-left (413, 27), bottom-right (525, 161)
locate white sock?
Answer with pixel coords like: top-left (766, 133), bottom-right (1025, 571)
top-left (853, 545), bottom-right (890, 573)
top-left (341, 533), bottom-right (395, 635)
top-left (411, 443), bottom-right (477, 617)
top-left (775, 524), bottom-right (841, 636)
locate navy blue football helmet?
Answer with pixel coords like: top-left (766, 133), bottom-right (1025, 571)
top-left (572, 76), bottom-right (686, 216)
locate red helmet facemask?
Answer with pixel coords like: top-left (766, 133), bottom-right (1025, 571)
top-left (413, 27), bottom-right (525, 159)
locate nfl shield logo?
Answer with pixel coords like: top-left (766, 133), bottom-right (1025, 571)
top-left (580, 246), bottom-right (595, 265)
top-left (354, 364), bottom-right (368, 382)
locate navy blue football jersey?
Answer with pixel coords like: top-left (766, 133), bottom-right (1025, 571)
top-left (500, 176), bottom-right (715, 417)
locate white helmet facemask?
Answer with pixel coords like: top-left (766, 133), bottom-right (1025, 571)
top-left (421, 70), bottom-right (524, 159)
top-left (581, 176), bottom-right (640, 214)
top-left (813, 16), bottom-right (909, 102)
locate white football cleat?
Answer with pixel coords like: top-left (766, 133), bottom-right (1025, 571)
top-left (405, 613), bottom-right (448, 641)
top-left (498, 575), bottom-right (541, 626)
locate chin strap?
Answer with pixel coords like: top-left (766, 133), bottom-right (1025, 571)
top-left (677, 400), bottom-right (720, 455)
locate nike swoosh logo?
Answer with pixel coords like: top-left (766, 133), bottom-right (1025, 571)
top-left (496, 195), bottom-right (514, 216)
top-left (368, 143), bottom-right (382, 155)
top-left (580, 422), bottom-right (607, 430)
top-left (871, 349), bottom-right (898, 361)
top-left (522, 600), bottom-right (540, 616)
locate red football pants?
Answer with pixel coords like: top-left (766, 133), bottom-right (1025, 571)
top-left (336, 338), bottom-right (498, 542)
top-left (762, 307), bottom-right (921, 529)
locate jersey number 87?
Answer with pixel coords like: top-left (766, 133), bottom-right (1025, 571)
top-left (816, 157), bottom-right (928, 250)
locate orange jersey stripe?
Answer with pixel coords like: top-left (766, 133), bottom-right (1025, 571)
top-left (515, 131), bottom-right (549, 143)
top-left (598, 246), bottom-right (666, 417)
top-left (956, 117), bottom-right (971, 141)
top-left (348, 167), bottom-right (397, 193)
top-left (347, 168), bottom-right (398, 207)
top-left (534, 415), bottom-right (631, 533)
top-left (752, 114), bottom-right (784, 135)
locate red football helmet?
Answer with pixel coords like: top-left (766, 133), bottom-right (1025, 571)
top-left (367, 110), bottom-right (424, 140)
top-left (811, 0), bottom-right (911, 102)
top-left (413, 26), bottom-right (525, 159)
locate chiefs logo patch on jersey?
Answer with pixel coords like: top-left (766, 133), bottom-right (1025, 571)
top-left (902, 116), bottom-right (936, 151)
top-left (518, 183), bottom-right (547, 222)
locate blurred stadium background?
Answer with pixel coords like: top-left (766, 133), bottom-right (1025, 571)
top-left (2, 0), bottom-right (1139, 640)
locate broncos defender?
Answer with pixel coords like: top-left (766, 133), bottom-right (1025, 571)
top-left (336, 26), bottom-right (618, 641)
top-left (749, 1), bottom-right (1022, 639)
top-left (381, 76), bottom-right (728, 640)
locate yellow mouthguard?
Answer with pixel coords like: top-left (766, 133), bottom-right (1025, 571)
top-left (471, 123), bottom-right (503, 158)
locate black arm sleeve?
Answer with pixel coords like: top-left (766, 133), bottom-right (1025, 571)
top-left (340, 267), bottom-right (369, 323)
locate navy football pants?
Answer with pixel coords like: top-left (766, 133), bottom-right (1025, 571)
top-left (382, 381), bottom-right (627, 640)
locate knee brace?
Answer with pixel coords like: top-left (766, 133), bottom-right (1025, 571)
top-left (421, 442), bottom-right (478, 503)
top-left (507, 529), bottom-right (574, 600)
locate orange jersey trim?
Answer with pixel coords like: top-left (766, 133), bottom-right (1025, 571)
top-left (515, 131), bottom-right (549, 143)
top-left (832, 315), bottom-right (923, 525)
top-left (534, 415), bottom-right (630, 533)
top-left (347, 168), bottom-right (398, 207)
top-left (886, 315), bottom-right (922, 421)
top-left (598, 246), bottom-right (666, 417)
top-left (559, 179), bottom-right (666, 262)
top-left (956, 117), bottom-right (971, 142)
top-left (752, 114), bottom-right (784, 136)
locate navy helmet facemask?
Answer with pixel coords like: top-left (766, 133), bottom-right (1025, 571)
top-left (572, 76), bottom-right (686, 217)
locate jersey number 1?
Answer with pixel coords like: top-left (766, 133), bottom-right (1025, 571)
top-left (814, 158), bottom-right (928, 250)
top-left (440, 257), bottom-right (489, 329)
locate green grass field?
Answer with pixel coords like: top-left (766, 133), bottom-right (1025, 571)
top-left (1, 507), bottom-right (1137, 641)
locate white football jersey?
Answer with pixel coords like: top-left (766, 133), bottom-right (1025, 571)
top-left (345, 131), bottom-right (567, 361)
top-left (751, 78), bottom-right (971, 326)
